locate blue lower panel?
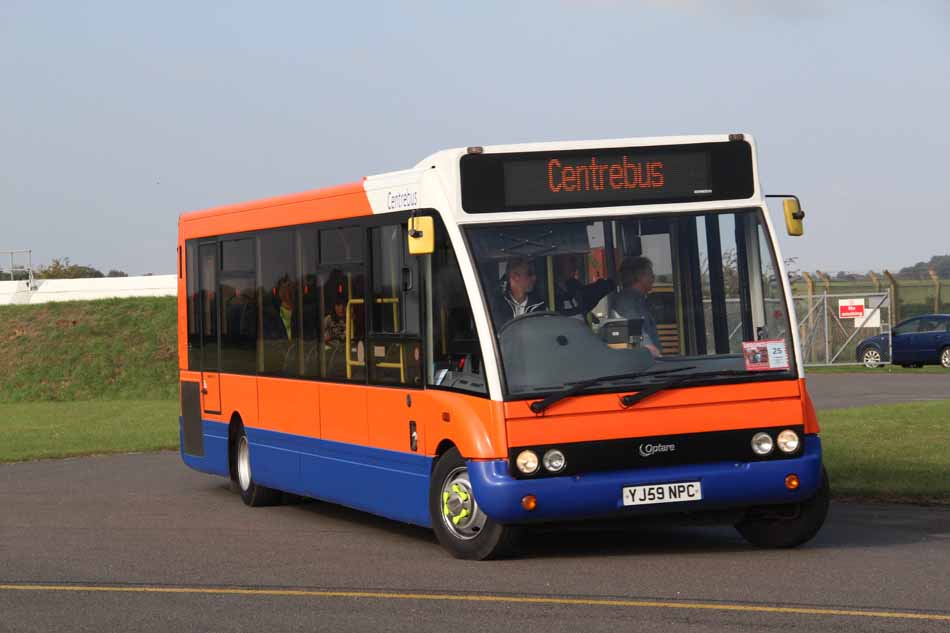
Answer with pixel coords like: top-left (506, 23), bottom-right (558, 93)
top-left (180, 419), bottom-right (229, 477)
top-left (179, 418), bottom-right (433, 528)
top-left (467, 436), bottom-right (824, 524)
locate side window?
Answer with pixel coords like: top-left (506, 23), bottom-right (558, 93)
top-left (321, 226), bottom-right (366, 382)
top-left (198, 242), bottom-right (219, 372)
top-left (299, 226), bottom-right (322, 378)
top-left (429, 224), bottom-right (487, 395)
top-left (919, 318), bottom-right (941, 333)
top-left (259, 230), bottom-right (300, 376)
top-left (219, 238), bottom-right (257, 374)
top-left (186, 241), bottom-right (200, 370)
top-left (893, 320), bottom-right (919, 336)
top-left (370, 224), bottom-right (422, 386)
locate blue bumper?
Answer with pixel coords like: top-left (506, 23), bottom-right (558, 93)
top-left (467, 435), bottom-right (823, 524)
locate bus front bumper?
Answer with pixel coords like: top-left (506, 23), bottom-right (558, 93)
top-left (466, 435), bottom-right (823, 524)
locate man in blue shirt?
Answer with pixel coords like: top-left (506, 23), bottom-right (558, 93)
top-left (613, 256), bottom-right (661, 358)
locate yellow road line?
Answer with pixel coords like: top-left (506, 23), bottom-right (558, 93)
top-left (1, 584), bottom-right (948, 622)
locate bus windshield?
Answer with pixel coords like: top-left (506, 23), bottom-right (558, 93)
top-left (466, 208), bottom-right (794, 397)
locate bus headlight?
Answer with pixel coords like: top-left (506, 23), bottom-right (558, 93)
top-left (542, 449), bottom-right (566, 473)
top-left (515, 450), bottom-right (539, 474)
top-left (777, 429), bottom-right (800, 453)
top-left (751, 432), bottom-right (774, 456)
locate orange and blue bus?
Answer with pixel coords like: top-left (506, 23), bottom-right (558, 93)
top-left (178, 133), bottom-right (827, 559)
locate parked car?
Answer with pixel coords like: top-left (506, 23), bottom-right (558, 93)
top-left (856, 314), bottom-right (950, 368)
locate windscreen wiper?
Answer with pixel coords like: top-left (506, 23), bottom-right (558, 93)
top-left (529, 366), bottom-right (696, 414)
top-left (617, 369), bottom-right (764, 408)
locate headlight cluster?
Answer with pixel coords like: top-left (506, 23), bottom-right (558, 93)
top-left (515, 449), bottom-right (566, 474)
top-left (750, 429), bottom-right (800, 456)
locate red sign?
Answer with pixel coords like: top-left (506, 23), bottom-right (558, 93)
top-left (838, 302), bottom-right (865, 319)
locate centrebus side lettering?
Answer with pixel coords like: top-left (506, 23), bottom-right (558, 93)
top-left (387, 190), bottom-right (418, 210)
top-left (547, 157), bottom-right (664, 193)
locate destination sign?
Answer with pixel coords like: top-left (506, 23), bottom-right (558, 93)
top-left (460, 141), bottom-right (754, 213)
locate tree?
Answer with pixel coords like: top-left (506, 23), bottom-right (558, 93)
top-left (106, 269), bottom-right (128, 277)
top-left (36, 258), bottom-right (104, 279)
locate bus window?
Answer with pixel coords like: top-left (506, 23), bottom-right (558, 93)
top-left (320, 227), bottom-right (366, 382)
top-left (185, 241), bottom-right (200, 370)
top-left (197, 242), bottom-right (219, 372)
top-left (298, 226), bottom-right (323, 379)
top-left (219, 238), bottom-right (257, 374)
top-left (370, 225), bottom-right (422, 386)
top-left (259, 230), bottom-right (300, 376)
top-left (429, 224), bottom-right (486, 394)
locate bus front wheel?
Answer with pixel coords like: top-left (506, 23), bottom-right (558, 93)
top-left (429, 447), bottom-right (518, 560)
top-left (735, 468), bottom-right (830, 549)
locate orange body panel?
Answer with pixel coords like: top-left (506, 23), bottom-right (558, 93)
top-left (257, 377), bottom-right (319, 437)
top-left (201, 372), bottom-right (222, 415)
top-left (799, 378), bottom-right (820, 434)
top-left (367, 388), bottom-right (417, 454)
top-left (217, 374), bottom-right (259, 425)
top-left (504, 380), bottom-right (804, 447)
top-left (417, 391), bottom-right (508, 460)
top-left (320, 382), bottom-right (369, 445)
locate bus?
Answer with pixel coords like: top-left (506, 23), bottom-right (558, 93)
top-left (178, 133), bottom-right (827, 560)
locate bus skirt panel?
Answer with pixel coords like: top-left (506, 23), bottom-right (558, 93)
top-left (467, 435), bottom-right (824, 524)
top-left (180, 418), bottom-right (230, 478)
top-left (179, 419), bottom-right (433, 527)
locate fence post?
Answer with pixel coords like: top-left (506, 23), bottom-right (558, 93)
top-left (869, 271), bottom-right (881, 292)
top-left (928, 268), bottom-right (941, 313)
top-left (816, 270), bottom-right (832, 294)
top-left (802, 272), bottom-right (815, 362)
top-left (883, 270), bottom-right (900, 322)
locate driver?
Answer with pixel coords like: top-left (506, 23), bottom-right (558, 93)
top-left (490, 257), bottom-right (545, 328)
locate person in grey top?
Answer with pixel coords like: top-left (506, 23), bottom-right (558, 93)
top-left (613, 256), bottom-right (661, 358)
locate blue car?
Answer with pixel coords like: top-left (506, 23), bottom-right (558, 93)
top-left (857, 314), bottom-right (950, 368)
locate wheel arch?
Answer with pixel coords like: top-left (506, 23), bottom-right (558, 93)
top-left (227, 412), bottom-right (244, 482)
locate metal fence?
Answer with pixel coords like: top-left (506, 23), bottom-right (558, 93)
top-left (792, 291), bottom-right (892, 366)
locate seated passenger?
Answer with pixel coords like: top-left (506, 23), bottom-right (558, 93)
top-left (490, 257), bottom-right (545, 328)
top-left (553, 254), bottom-right (613, 318)
top-left (613, 256), bottom-right (661, 358)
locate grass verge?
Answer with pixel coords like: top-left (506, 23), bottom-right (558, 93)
top-left (820, 399), bottom-right (950, 504)
top-left (0, 297), bottom-right (177, 403)
top-left (2, 397), bottom-right (947, 506)
top-left (0, 400), bottom-right (179, 463)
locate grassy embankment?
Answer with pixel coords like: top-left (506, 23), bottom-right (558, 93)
top-left (1, 297), bottom-right (947, 503)
top-left (0, 297), bottom-right (180, 461)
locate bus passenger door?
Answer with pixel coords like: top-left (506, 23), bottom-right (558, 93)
top-left (198, 242), bottom-right (222, 414)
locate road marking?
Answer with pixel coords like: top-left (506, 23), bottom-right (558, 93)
top-left (1, 584), bottom-right (948, 621)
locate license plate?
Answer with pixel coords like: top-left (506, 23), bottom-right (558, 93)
top-left (622, 481), bottom-right (702, 506)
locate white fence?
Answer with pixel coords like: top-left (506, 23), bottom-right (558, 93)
top-left (0, 275), bottom-right (177, 305)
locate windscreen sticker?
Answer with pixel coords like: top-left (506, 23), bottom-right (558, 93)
top-left (742, 340), bottom-right (790, 371)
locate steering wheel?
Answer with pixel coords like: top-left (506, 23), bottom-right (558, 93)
top-left (495, 310), bottom-right (563, 336)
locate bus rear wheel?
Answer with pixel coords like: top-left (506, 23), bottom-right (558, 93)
top-left (429, 447), bottom-right (517, 560)
top-left (232, 423), bottom-right (281, 507)
top-left (735, 468), bottom-right (830, 549)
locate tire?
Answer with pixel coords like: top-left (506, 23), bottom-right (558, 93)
top-left (940, 347), bottom-right (950, 369)
top-left (429, 447), bottom-right (518, 560)
top-left (231, 423), bottom-right (282, 507)
top-left (860, 346), bottom-right (882, 368)
top-left (735, 467), bottom-right (830, 549)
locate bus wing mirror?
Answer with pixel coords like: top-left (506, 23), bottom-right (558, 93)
top-left (408, 216), bottom-right (434, 255)
top-left (783, 198), bottom-right (805, 237)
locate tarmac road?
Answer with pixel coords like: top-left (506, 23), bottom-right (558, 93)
top-left (805, 372), bottom-right (949, 409)
top-left (1, 453), bottom-right (948, 632)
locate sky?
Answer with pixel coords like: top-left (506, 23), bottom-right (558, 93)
top-left (1, 1), bottom-right (948, 275)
